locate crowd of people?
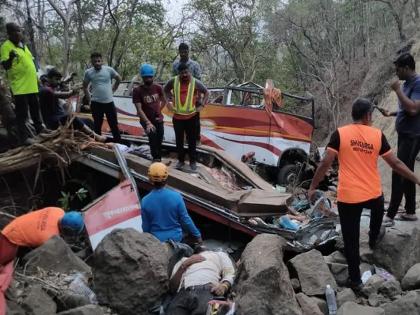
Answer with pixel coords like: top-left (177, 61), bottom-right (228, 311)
top-left (1, 22), bottom-right (208, 172)
top-left (2, 17), bottom-right (420, 314)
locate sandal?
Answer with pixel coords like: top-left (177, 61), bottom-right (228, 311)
top-left (382, 216), bottom-right (394, 227)
top-left (395, 213), bottom-right (418, 221)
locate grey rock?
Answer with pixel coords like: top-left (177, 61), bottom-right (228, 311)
top-left (337, 288), bottom-right (356, 308)
top-left (291, 278), bottom-right (301, 292)
top-left (337, 302), bottom-right (384, 315)
top-left (329, 263), bottom-right (349, 287)
top-left (290, 249), bottom-right (337, 296)
top-left (93, 229), bottom-right (169, 315)
top-left (362, 275), bottom-right (385, 297)
top-left (56, 292), bottom-right (90, 312)
top-left (57, 305), bottom-right (104, 315)
top-left (402, 263), bottom-right (420, 290)
top-left (311, 297), bottom-right (328, 315)
top-left (235, 234), bottom-right (302, 315)
top-left (378, 280), bottom-right (401, 298)
top-left (6, 301), bottom-right (25, 315)
top-left (23, 236), bottom-right (91, 275)
top-left (368, 293), bottom-right (388, 307)
top-left (296, 293), bottom-right (323, 315)
top-left (327, 251), bottom-right (347, 264)
top-left (359, 222), bottom-right (420, 280)
top-left (21, 285), bottom-right (57, 315)
top-left (383, 291), bottom-right (420, 315)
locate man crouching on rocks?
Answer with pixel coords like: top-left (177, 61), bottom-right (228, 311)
top-left (166, 245), bottom-right (235, 315)
top-left (0, 207), bottom-right (84, 315)
top-left (309, 98), bottom-right (420, 291)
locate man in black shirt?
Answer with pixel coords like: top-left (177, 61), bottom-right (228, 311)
top-left (39, 68), bottom-right (106, 142)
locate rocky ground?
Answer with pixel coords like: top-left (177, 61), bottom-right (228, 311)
top-left (5, 214), bottom-right (420, 314)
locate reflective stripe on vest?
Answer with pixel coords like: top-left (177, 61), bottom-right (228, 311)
top-left (174, 76), bottom-right (196, 115)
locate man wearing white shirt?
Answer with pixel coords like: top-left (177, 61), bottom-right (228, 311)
top-left (167, 248), bottom-right (235, 315)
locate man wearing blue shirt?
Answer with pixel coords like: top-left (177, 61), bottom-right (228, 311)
top-left (382, 53), bottom-right (420, 226)
top-left (141, 162), bottom-right (202, 243)
top-left (83, 52), bottom-right (122, 142)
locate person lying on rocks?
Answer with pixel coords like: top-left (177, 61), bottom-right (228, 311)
top-left (39, 68), bottom-right (106, 142)
top-left (308, 98), bottom-right (420, 292)
top-left (0, 207), bottom-right (84, 315)
top-left (141, 162), bottom-right (202, 245)
top-left (166, 245), bottom-right (235, 315)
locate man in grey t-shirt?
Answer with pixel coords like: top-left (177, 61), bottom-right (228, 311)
top-left (83, 52), bottom-right (122, 142)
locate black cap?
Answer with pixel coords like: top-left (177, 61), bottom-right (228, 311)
top-left (47, 68), bottom-right (63, 79)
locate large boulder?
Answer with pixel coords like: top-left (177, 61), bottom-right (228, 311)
top-left (92, 229), bottom-right (169, 315)
top-left (57, 305), bottom-right (105, 315)
top-left (290, 249), bottom-right (337, 296)
top-left (22, 236), bottom-right (91, 275)
top-left (359, 221), bottom-right (420, 280)
top-left (21, 285), bottom-right (57, 315)
top-left (337, 302), bottom-right (384, 315)
top-left (235, 234), bottom-right (302, 315)
top-left (402, 263), bottom-right (420, 290)
top-left (382, 291), bottom-right (420, 315)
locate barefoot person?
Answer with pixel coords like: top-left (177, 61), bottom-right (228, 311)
top-left (308, 98), bottom-right (420, 291)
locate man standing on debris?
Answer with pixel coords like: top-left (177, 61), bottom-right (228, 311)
top-left (167, 245), bottom-right (235, 315)
top-left (133, 64), bottom-right (167, 161)
top-left (381, 53), bottom-right (420, 225)
top-left (173, 43), bottom-right (203, 145)
top-left (39, 68), bottom-right (106, 142)
top-left (83, 52), bottom-right (122, 142)
top-left (141, 162), bottom-right (202, 243)
top-left (308, 98), bottom-right (420, 291)
top-left (0, 208), bottom-right (84, 315)
top-left (164, 63), bottom-right (209, 171)
top-left (0, 23), bottom-right (45, 145)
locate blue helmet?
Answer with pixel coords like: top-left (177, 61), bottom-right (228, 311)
top-left (139, 64), bottom-right (155, 77)
top-left (60, 211), bottom-right (84, 233)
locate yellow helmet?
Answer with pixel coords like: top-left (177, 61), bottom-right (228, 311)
top-left (148, 162), bottom-right (168, 182)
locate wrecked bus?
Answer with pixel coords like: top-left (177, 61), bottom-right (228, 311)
top-left (74, 80), bottom-right (315, 185)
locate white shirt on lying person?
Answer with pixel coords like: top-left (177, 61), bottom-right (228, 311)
top-left (171, 250), bottom-right (235, 292)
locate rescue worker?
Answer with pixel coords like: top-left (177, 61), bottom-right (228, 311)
top-left (132, 64), bottom-right (167, 161)
top-left (167, 245), bottom-right (235, 315)
top-left (0, 208), bottom-right (84, 315)
top-left (308, 98), bottom-right (420, 291)
top-left (0, 23), bottom-right (45, 145)
top-left (83, 52), bottom-right (122, 142)
top-left (172, 43), bottom-right (203, 144)
top-left (39, 68), bottom-right (106, 142)
top-left (382, 52), bottom-right (420, 225)
top-left (141, 162), bottom-right (202, 243)
top-left (164, 64), bottom-right (209, 171)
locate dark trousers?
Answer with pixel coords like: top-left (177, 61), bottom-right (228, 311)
top-left (338, 195), bottom-right (384, 283)
top-left (166, 285), bottom-right (213, 315)
top-left (196, 112), bottom-right (201, 141)
top-left (13, 93), bottom-right (43, 141)
top-left (142, 121), bottom-right (164, 161)
top-left (173, 115), bottom-right (198, 163)
top-left (90, 101), bottom-right (121, 141)
top-left (387, 135), bottom-right (420, 218)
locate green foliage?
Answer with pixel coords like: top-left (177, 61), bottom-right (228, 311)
top-left (58, 187), bottom-right (88, 211)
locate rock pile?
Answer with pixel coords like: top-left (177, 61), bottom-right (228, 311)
top-left (6, 218), bottom-right (420, 315)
